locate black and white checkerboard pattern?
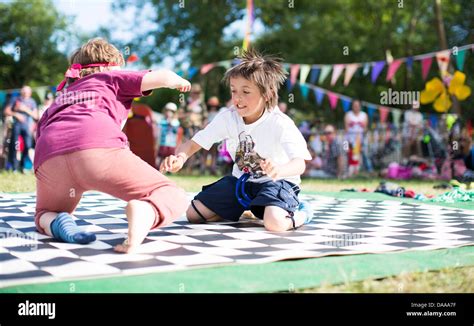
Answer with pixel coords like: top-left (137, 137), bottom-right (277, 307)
top-left (1, 192), bottom-right (473, 288)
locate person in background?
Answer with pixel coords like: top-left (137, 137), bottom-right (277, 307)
top-left (157, 102), bottom-right (181, 168)
top-left (402, 100), bottom-right (423, 159)
top-left (344, 99), bottom-right (368, 177)
top-left (4, 86), bottom-right (38, 172)
top-left (308, 125), bottom-right (345, 179)
top-left (203, 96), bottom-right (220, 175)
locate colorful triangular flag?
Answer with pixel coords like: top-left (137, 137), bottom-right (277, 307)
top-left (330, 64), bottom-right (344, 86)
top-left (455, 49), bottom-right (467, 71)
top-left (341, 97), bottom-right (352, 112)
top-left (371, 61), bottom-right (385, 83)
top-left (343, 64), bottom-right (358, 86)
top-left (386, 59), bottom-right (403, 81)
top-left (200, 63), bottom-right (215, 75)
top-left (314, 88), bottom-right (325, 105)
top-left (299, 64), bottom-right (311, 84)
top-left (327, 92), bottom-right (339, 110)
top-left (299, 84), bottom-right (309, 100)
top-left (421, 57), bottom-right (433, 80)
top-left (309, 66), bottom-right (320, 84)
top-left (318, 65), bottom-right (331, 84)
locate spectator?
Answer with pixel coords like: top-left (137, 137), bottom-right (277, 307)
top-left (344, 99), bottom-right (368, 176)
top-left (157, 102), bottom-right (181, 168)
top-left (402, 100), bottom-right (423, 158)
top-left (307, 124), bottom-right (345, 179)
top-left (4, 86), bottom-right (38, 172)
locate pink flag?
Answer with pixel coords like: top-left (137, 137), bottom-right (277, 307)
top-left (344, 64), bottom-right (359, 86)
top-left (200, 63), bottom-right (215, 75)
top-left (379, 106), bottom-right (390, 123)
top-left (327, 92), bottom-right (339, 110)
top-left (421, 57), bottom-right (433, 80)
top-left (290, 64), bottom-right (300, 87)
top-left (330, 64), bottom-right (345, 86)
top-left (386, 59), bottom-right (403, 81)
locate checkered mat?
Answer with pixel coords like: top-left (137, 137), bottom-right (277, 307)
top-left (1, 192), bottom-right (473, 288)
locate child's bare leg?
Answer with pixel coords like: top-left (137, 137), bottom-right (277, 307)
top-left (39, 212), bottom-right (59, 236)
top-left (114, 200), bottom-right (156, 253)
top-left (186, 200), bottom-right (223, 223)
top-left (263, 206), bottom-right (306, 232)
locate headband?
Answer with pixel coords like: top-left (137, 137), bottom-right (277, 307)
top-left (57, 62), bottom-right (120, 91)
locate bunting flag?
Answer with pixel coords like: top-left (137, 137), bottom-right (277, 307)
top-left (379, 106), bottom-right (390, 123)
top-left (290, 64), bottom-right (300, 89)
top-left (318, 65), bottom-right (332, 84)
top-left (309, 67), bottom-right (320, 84)
top-left (436, 50), bottom-right (451, 77)
top-left (406, 57), bottom-right (414, 73)
top-left (391, 109), bottom-right (402, 129)
top-left (327, 92), bottom-right (339, 109)
top-left (341, 97), bottom-right (352, 112)
top-left (362, 63), bottom-right (371, 76)
top-left (330, 64), bottom-right (344, 86)
top-left (421, 57), bottom-right (433, 80)
top-left (456, 49), bottom-right (467, 71)
top-left (299, 64), bottom-right (311, 84)
top-left (299, 84), bottom-right (309, 100)
top-left (343, 64), bottom-right (359, 86)
top-left (371, 61), bottom-right (385, 83)
top-left (217, 60), bottom-right (231, 69)
top-left (200, 63), bottom-right (215, 75)
top-left (188, 66), bottom-right (198, 79)
top-left (366, 104), bottom-right (376, 121)
top-left (314, 88), bottom-right (325, 105)
top-left (386, 59), bottom-right (403, 81)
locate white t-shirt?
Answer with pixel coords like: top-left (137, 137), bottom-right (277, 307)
top-left (345, 110), bottom-right (368, 145)
top-left (192, 106), bottom-right (311, 184)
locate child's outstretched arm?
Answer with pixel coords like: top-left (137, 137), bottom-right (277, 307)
top-left (160, 140), bottom-right (202, 173)
top-left (141, 69), bottom-right (191, 92)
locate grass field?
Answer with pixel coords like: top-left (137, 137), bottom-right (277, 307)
top-left (1, 171), bottom-right (473, 293)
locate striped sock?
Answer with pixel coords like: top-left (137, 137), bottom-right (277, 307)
top-left (50, 212), bottom-right (96, 244)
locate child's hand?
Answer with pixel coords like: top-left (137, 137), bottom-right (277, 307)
top-left (160, 154), bottom-right (185, 173)
top-left (175, 79), bottom-right (191, 92)
top-left (260, 159), bottom-right (281, 181)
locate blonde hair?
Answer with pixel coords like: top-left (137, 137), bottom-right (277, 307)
top-left (223, 48), bottom-right (287, 110)
top-left (69, 38), bottom-right (124, 79)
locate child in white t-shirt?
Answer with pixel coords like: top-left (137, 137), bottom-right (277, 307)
top-left (161, 49), bottom-right (313, 232)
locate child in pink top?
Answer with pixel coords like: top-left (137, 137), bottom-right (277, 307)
top-left (35, 38), bottom-right (191, 253)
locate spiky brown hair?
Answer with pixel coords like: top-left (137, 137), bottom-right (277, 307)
top-left (223, 48), bottom-right (287, 110)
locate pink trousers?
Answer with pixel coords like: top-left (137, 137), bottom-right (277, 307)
top-left (35, 148), bottom-right (187, 234)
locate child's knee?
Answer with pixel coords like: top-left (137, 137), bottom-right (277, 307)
top-left (186, 205), bottom-right (202, 223)
top-left (263, 208), bottom-right (288, 232)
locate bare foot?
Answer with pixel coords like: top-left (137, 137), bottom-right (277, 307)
top-left (114, 200), bottom-right (156, 253)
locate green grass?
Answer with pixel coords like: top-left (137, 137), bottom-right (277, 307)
top-left (1, 171), bottom-right (473, 293)
top-left (301, 266), bottom-right (474, 293)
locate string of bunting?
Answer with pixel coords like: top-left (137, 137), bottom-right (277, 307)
top-left (299, 81), bottom-right (445, 129)
top-left (183, 43), bottom-right (474, 88)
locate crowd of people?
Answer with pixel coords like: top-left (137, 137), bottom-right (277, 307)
top-left (0, 84), bottom-right (472, 182)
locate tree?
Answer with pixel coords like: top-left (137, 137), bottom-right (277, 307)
top-left (0, 0), bottom-right (69, 89)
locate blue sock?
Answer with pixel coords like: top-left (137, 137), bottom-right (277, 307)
top-left (50, 212), bottom-right (96, 244)
top-left (298, 201), bottom-right (314, 224)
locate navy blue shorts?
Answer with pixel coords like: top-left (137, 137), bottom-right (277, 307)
top-left (194, 176), bottom-right (300, 222)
